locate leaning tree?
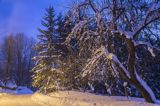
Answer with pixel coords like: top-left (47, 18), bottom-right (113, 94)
top-left (65, 0), bottom-right (160, 103)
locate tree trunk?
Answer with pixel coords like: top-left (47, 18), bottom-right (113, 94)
top-left (126, 39), bottom-right (156, 103)
top-left (132, 78), bottom-right (155, 103)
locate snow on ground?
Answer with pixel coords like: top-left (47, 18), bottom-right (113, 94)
top-left (0, 93), bottom-right (38, 106)
top-left (16, 86), bottom-right (33, 94)
top-left (0, 80), bottom-right (17, 89)
top-left (0, 91), bottom-right (159, 106)
top-left (0, 86), bottom-right (33, 94)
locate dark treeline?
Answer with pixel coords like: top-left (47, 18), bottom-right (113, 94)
top-left (0, 34), bottom-right (36, 87)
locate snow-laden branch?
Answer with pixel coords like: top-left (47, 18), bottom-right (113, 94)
top-left (106, 53), bottom-right (131, 79)
top-left (82, 45), bottom-right (132, 81)
top-left (82, 46), bottom-right (105, 77)
top-left (33, 55), bottom-right (61, 60)
top-left (135, 71), bottom-right (158, 103)
top-left (135, 41), bottom-right (160, 50)
top-left (133, 2), bottom-right (160, 39)
top-left (65, 20), bottom-right (88, 45)
top-left (145, 2), bottom-right (160, 23)
top-left (111, 62), bottom-right (119, 77)
top-left (135, 41), bottom-right (160, 57)
top-left (111, 2), bottom-right (160, 41)
top-left (71, 20), bottom-right (88, 34)
top-left (111, 28), bottom-right (133, 39)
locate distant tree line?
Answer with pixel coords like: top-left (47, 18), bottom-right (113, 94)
top-left (0, 34), bottom-right (36, 88)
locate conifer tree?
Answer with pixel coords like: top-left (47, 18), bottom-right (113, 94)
top-left (56, 13), bottom-right (65, 42)
top-left (56, 13), bottom-right (75, 89)
top-left (32, 6), bottom-right (63, 93)
top-left (56, 13), bottom-right (73, 43)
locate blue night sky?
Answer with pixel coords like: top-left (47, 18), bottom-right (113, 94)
top-left (0, 0), bottom-right (70, 39)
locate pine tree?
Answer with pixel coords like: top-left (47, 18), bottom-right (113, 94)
top-left (32, 6), bottom-right (63, 93)
top-left (56, 13), bottom-right (75, 89)
top-left (56, 13), bottom-right (73, 43)
top-left (56, 13), bottom-right (65, 43)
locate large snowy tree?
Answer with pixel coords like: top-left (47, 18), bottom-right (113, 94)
top-left (32, 6), bottom-right (63, 93)
top-left (65, 0), bottom-right (160, 103)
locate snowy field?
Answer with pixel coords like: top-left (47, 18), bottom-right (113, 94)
top-left (0, 91), bottom-right (159, 106)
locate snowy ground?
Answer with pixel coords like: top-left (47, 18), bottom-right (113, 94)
top-left (0, 86), bottom-right (33, 94)
top-left (0, 91), bottom-right (159, 106)
top-left (0, 93), bottom-right (38, 106)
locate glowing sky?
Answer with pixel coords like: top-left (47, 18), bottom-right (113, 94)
top-left (0, 0), bottom-right (69, 39)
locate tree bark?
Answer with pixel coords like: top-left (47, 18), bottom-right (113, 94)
top-left (132, 79), bottom-right (155, 103)
top-left (108, 37), bottom-right (156, 103)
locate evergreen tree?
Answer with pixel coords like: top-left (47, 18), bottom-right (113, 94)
top-left (32, 6), bottom-right (63, 93)
top-left (56, 13), bottom-right (65, 42)
top-left (56, 12), bottom-right (73, 43)
top-left (56, 13), bottom-right (76, 89)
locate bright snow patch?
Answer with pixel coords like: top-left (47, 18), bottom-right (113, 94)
top-left (148, 47), bottom-right (156, 57)
top-left (123, 82), bottom-right (128, 87)
top-left (31, 91), bottom-right (160, 106)
top-left (0, 91), bottom-right (159, 106)
top-left (16, 86), bottom-right (33, 94)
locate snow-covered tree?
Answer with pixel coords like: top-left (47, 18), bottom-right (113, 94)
top-left (56, 13), bottom-right (66, 43)
top-left (65, 0), bottom-right (160, 103)
top-left (32, 6), bottom-right (63, 93)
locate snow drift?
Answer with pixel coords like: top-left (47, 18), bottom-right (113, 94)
top-left (32, 91), bottom-right (160, 106)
